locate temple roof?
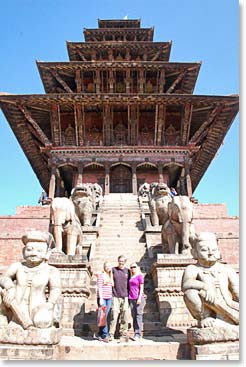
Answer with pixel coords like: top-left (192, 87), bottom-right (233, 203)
top-left (36, 61), bottom-right (201, 94)
top-left (0, 93), bottom-right (239, 191)
top-left (98, 19), bottom-right (141, 28)
top-left (66, 41), bottom-right (172, 62)
top-left (83, 28), bottom-right (154, 42)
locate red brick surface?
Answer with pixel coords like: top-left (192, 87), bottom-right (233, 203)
top-left (0, 203), bottom-right (239, 268)
top-left (0, 205), bottom-right (50, 270)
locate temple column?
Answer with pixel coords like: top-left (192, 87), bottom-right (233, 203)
top-left (158, 163), bottom-right (164, 184)
top-left (105, 164), bottom-right (110, 195)
top-left (185, 158), bottom-right (193, 197)
top-left (162, 167), bottom-right (169, 185)
top-left (95, 70), bottom-right (101, 93)
top-left (179, 167), bottom-right (186, 195)
top-left (125, 69), bottom-right (131, 93)
top-left (139, 69), bottom-right (144, 93)
top-left (109, 70), bottom-right (114, 93)
top-left (75, 70), bottom-right (82, 92)
top-left (50, 104), bottom-right (61, 146)
top-left (132, 165), bottom-right (138, 195)
top-left (77, 163), bottom-right (84, 185)
top-left (48, 164), bottom-right (57, 199)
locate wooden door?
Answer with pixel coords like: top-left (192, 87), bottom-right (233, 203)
top-left (110, 165), bottom-right (132, 193)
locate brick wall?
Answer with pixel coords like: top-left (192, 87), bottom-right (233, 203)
top-left (0, 205), bottom-right (50, 269)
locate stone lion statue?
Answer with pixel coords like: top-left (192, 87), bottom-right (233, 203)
top-left (149, 182), bottom-right (172, 226)
top-left (71, 184), bottom-right (94, 226)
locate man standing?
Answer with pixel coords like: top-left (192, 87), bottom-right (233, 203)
top-left (109, 255), bottom-right (130, 342)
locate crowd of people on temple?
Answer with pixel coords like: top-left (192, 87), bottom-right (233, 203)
top-left (95, 255), bottom-right (145, 343)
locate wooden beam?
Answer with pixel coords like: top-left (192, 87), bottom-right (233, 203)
top-left (17, 105), bottom-right (51, 146)
top-left (128, 105), bottom-right (138, 145)
top-left (155, 104), bottom-right (166, 145)
top-left (181, 103), bottom-right (193, 145)
top-left (190, 105), bottom-right (223, 143)
top-left (166, 71), bottom-right (186, 93)
top-left (159, 69), bottom-right (165, 93)
top-left (50, 70), bottom-right (74, 93)
top-left (50, 104), bottom-right (61, 146)
top-left (75, 70), bottom-right (82, 92)
top-left (75, 103), bottom-right (84, 145)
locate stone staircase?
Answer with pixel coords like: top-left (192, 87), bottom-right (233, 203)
top-left (83, 193), bottom-right (163, 337)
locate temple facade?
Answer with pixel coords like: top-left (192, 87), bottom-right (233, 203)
top-left (0, 19), bottom-right (239, 199)
top-left (0, 19), bottom-right (240, 361)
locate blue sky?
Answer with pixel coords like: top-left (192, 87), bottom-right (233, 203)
top-left (0, 0), bottom-right (239, 216)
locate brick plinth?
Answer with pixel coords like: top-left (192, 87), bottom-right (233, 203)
top-left (152, 255), bottom-right (197, 330)
top-left (49, 258), bottom-right (92, 337)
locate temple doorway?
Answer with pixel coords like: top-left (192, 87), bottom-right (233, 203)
top-left (110, 164), bottom-right (132, 193)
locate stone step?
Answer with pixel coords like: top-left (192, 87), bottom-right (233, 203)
top-left (54, 335), bottom-right (190, 360)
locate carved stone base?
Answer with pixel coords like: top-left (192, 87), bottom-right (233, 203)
top-left (187, 325), bottom-right (239, 360)
top-left (152, 254), bottom-right (196, 331)
top-left (48, 259), bottom-right (92, 336)
top-left (0, 344), bottom-right (56, 360)
top-left (187, 323), bottom-right (239, 344)
top-left (0, 326), bottom-right (62, 345)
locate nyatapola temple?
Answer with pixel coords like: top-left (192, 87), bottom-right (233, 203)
top-left (0, 19), bottom-right (239, 361)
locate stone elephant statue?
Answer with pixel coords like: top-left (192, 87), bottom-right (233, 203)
top-left (161, 195), bottom-right (195, 255)
top-left (50, 197), bottom-right (83, 255)
top-left (71, 184), bottom-right (94, 226)
top-left (149, 183), bottom-right (172, 226)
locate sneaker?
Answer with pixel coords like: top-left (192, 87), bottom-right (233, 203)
top-left (102, 336), bottom-right (110, 343)
top-left (93, 333), bottom-right (102, 340)
top-left (132, 335), bottom-right (141, 342)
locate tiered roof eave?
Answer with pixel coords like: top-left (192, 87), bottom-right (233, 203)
top-left (36, 60), bottom-right (202, 94)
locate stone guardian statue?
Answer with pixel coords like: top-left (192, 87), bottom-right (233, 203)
top-left (0, 230), bottom-right (62, 344)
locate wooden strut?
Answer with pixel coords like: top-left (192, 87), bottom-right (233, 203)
top-left (181, 103), bottom-right (193, 145)
top-left (76, 48), bottom-right (87, 61)
top-left (190, 105), bottom-right (223, 144)
top-left (166, 70), bottom-right (186, 94)
top-left (50, 70), bottom-right (74, 93)
top-left (17, 104), bottom-right (51, 146)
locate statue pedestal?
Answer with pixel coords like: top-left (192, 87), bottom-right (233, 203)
top-left (0, 326), bottom-right (62, 345)
top-left (151, 254), bottom-right (196, 331)
top-left (187, 325), bottom-right (239, 360)
top-left (49, 254), bottom-right (92, 337)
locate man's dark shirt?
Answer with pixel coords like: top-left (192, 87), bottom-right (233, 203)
top-left (112, 267), bottom-right (130, 298)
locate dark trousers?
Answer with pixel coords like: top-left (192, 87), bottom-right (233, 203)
top-left (129, 298), bottom-right (145, 337)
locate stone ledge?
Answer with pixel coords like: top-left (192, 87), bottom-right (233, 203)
top-left (0, 326), bottom-right (62, 345)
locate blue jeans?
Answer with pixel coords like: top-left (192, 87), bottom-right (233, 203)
top-left (97, 298), bottom-right (112, 338)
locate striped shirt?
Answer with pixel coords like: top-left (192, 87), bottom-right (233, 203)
top-left (96, 272), bottom-right (113, 299)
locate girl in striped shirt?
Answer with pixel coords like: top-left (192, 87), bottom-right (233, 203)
top-left (96, 261), bottom-right (114, 341)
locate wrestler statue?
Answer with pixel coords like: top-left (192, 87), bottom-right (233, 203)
top-left (181, 232), bottom-right (239, 328)
top-left (0, 230), bottom-right (62, 332)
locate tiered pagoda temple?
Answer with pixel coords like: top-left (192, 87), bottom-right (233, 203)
top-left (0, 19), bottom-right (239, 198)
